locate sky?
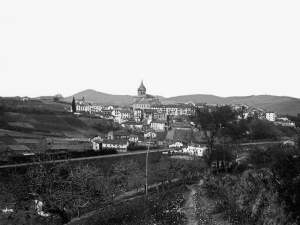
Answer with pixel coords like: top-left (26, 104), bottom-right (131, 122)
top-left (0, 0), bottom-right (300, 99)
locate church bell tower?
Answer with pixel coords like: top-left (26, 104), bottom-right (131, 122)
top-left (138, 80), bottom-right (146, 97)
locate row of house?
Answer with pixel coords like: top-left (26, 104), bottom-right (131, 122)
top-left (91, 129), bottom-right (168, 152)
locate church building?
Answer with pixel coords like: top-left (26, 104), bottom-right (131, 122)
top-left (132, 81), bottom-right (161, 109)
top-left (132, 81), bottom-right (161, 122)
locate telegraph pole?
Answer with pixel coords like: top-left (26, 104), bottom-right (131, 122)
top-left (145, 130), bottom-right (152, 195)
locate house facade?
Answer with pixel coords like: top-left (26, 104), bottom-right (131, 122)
top-left (266, 112), bottom-right (276, 121)
top-left (169, 142), bottom-right (184, 148)
top-left (108, 130), bottom-right (130, 140)
top-left (102, 139), bottom-right (128, 152)
top-left (151, 121), bottom-right (168, 131)
top-left (121, 121), bottom-right (143, 130)
top-left (182, 144), bottom-right (206, 156)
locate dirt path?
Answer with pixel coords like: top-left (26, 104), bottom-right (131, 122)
top-left (183, 179), bottom-right (231, 225)
top-left (183, 180), bottom-right (204, 225)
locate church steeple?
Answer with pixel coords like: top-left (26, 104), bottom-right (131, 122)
top-left (138, 80), bottom-right (146, 96)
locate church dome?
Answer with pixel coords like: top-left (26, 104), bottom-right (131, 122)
top-left (138, 81), bottom-right (146, 91)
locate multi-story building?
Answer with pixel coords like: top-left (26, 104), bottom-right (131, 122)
top-left (112, 109), bottom-right (131, 123)
top-left (150, 121), bottom-right (168, 131)
top-left (75, 104), bottom-right (102, 113)
top-left (152, 104), bottom-right (192, 117)
top-left (266, 112), bottom-right (276, 122)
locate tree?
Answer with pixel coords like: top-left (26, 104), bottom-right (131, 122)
top-left (53, 94), bottom-right (63, 102)
top-left (71, 97), bottom-right (76, 114)
top-left (112, 160), bottom-right (143, 192)
top-left (249, 119), bottom-right (276, 140)
top-left (2, 160), bottom-right (118, 224)
top-left (191, 105), bottom-right (237, 167)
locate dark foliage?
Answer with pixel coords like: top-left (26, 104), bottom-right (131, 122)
top-left (71, 97), bottom-right (76, 113)
top-left (249, 119), bottom-right (277, 140)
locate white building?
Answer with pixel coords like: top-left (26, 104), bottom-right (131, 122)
top-left (266, 112), bottom-right (276, 122)
top-left (102, 139), bottom-right (128, 152)
top-left (169, 142), bottom-right (184, 148)
top-left (112, 109), bottom-right (131, 123)
top-left (121, 121), bottom-right (143, 130)
top-left (150, 121), bottom-right (167, 131)
top-left (75, 104), bottom-right (102, 113)
top-left (129, 134), bottom-right (139, 142)
top-left (144, 131), bottom-right (157, 139)
top-left (182, 144), bottom-right (206, 157)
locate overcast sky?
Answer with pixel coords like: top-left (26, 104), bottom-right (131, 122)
top-left (1, 0), bottom-right (300, 98)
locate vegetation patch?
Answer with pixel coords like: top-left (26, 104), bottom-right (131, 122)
top-left (60, 117), bottom-right (91, 129)
top-left (7, 122), bottom-right (34, 129)
top-left (197, 145), bottom-right (300, 225)
top-left (69, 184), bottom-right (187, 225)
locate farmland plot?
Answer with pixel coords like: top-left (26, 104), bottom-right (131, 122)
top-left (8, 122), bottom-right (34, 129)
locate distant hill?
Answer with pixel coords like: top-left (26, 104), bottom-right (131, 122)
top-left (162, 94), bottom-right (300, 116)
top-left (161, 94), bottom-right (253, 105)
top-left (64, 90), bottom-right (300, 116)
top-left (64, 89), bottom-right (134, 106)
top-left (64, 89), bottom-right (165, 106)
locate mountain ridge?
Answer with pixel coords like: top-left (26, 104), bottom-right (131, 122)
top-left (64, 89), bottom-right (300, 116)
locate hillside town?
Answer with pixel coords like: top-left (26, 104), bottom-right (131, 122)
top-left (1, 83), bottom-right (300, 225)
top-left (66, 81), bottom-right (297, 155)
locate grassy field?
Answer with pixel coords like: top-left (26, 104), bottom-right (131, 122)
top-left (69, 151), bottom-right (163, 171)
top-left (0, 100), bottom-right (102, 138)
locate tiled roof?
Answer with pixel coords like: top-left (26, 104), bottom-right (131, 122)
top-left (122, 121), bottom-right (143, 125)
top-left (151, 121), bottom-right (167, 124)
top-left (173, 122), bottom-right (191, 128)
top-left (155, 131), bottom-right (168, 140)
top-left (129, 134), bottom-right (138, 138)
top-left (50, 144), bottom-right (92, 150)
top-left (144, 109), bottom-right (158, 113)
top-left (119, 110), bottom-right (131, 114)
top-left (103, 139), bottom-right (128, 145)
top-left (134, 99), bottom-right (151, 104)
top-left (114, 130), bottom-right (130, 136)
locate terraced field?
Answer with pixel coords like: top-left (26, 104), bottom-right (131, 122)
top-left (0, 100), bottom-right (100, 138)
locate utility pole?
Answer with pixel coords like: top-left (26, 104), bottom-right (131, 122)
top-left (145, 130), bottom-right (152, 195)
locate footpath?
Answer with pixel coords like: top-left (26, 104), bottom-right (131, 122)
top-left (183, 178), bottom-right (231, 225)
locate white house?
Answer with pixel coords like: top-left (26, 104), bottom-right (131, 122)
top-left (102, 139), bottom-right (128, 152)
top-left (121, 121), bottom-right (143, 130)
top-left (182, 144), bottom-right (206, 156)
top-left (129, 134), bottom-right (139, 142)
top-left (275, 120), bottom-right (296, 127)
top-left (113, 109), bottom-right (131, 123)
top-left (150, 121), bottom-right (168, 131)
top-left (75, 104), bottom-right (102, 114)
top-left (144, 131), bottom-right (157, 139)
top-left (92, 139), bottom-right (103, 151)
top-left (266, 112), bottom-right (276, 122)
top-left (169, 142), bottom-right (184, 148)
